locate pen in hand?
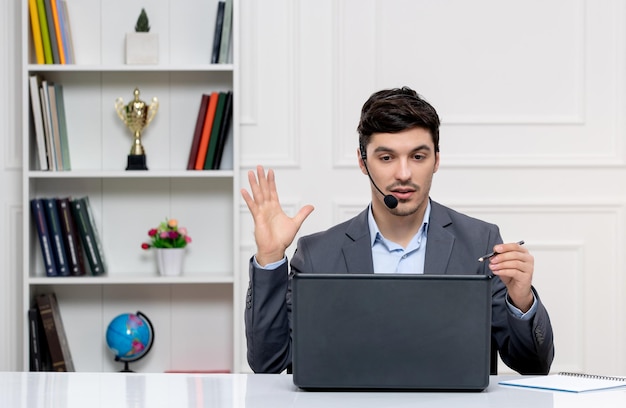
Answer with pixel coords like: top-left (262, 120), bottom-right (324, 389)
top-left (478, 240), bottom-right (525, 262)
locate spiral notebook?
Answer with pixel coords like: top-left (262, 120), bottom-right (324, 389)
top-left (499, 372), bottom-right (626, 393)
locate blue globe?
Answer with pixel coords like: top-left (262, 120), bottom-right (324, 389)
top-left (106, 311), bottom-right (154, 371)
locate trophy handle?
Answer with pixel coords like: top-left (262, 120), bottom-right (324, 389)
top-left (145, 98), bottom-right (159, 127)
top-left (114, 98), bottom-right (127, 123)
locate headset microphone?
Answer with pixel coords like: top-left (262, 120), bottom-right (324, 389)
top-left (360, 145), bottom-right (399, 209)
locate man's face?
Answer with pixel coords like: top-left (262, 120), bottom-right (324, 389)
top-left (358, 128), bottom-right (439, 217)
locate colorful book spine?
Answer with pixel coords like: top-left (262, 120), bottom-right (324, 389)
top-left (49, 0), bottom-right (66, 64)
top-left (54, 83), bottom-right (71, 170)
top-left (46, 83), bottom-right (64, 170)
top-left (187, 94), bottom-right (211, 170)
top-left (70, 197), bottom-right (106, 275)
top-left (43, 0), bottom-right (60, 64)
top-left (29, 75), bottom-right (49, 170)
top-left (35, 0), bottom-right (53, 64)
top-left (36, 293), bottom-right (75, 371)
top-left (30, 198), bottom-right (57, 276)
top-left (194, 92), bottom-right (219, 170)
top-left (28, 0), bottom-right (45, 64)
top-left (212, 91), bottom-right (233, 169)
top-left (211, 1), bottom-right (226, 63)
top-left (218, 0), bottom-right (233, 64)
top-left (56, 197), bottom-right (86, 276)
top-left (43, 198), bottom-right (70, 276)
top-left (204, 92), bottom-right (227, 169)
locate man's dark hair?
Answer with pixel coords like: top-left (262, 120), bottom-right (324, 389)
top-left (357, 86), bottom-right (440, 153)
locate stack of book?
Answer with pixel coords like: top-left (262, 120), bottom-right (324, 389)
top-left (29, 75), bottom-right (71, 171)
top-left (28, 0), bottom-right (75, 65)
top-left (29, 292), bottom-right (74, 371)
top-left (211, 0), bottom-right (234, 64)
top-left (187, 91), bottom-right (234, 170)
top-left (30, 196), bottom-right (107, 277)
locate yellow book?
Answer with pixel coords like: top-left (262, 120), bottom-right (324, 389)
top-left (28, 0), bottom-right (45, 64)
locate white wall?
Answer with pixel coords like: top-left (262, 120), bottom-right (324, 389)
top-left (237, 0), bottom-right (626, 375)
top-left (2, 0), bottom-right (625, 375)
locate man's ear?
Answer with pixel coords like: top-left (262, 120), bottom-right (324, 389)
top-left (357, 148), bottom-right (368, 175)
top-left (433, 152), bottom-right (440, 173)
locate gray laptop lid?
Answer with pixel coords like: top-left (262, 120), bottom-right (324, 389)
top-left (291, 273), bottom-right (492, 391)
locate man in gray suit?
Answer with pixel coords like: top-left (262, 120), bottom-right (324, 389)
top-left (241, 86), bottom-right (554, 375)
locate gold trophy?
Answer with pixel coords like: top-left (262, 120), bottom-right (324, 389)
top-left (115, 88), bottom-right (159, 170)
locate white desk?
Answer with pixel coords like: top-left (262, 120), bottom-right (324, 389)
top-left (1, 372), bottom-right (625, 407)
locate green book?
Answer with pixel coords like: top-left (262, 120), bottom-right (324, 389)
top-left (36, 0), bottom-right (53, 64)
top-left (70, 197), bottom-right (106, 275)
top-left (203, 92), bottom-right (227, 170)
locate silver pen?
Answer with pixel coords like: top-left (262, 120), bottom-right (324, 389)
top-left (478, 240), bottom-right (525, 262)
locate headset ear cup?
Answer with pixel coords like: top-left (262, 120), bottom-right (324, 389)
top-left (359, 145), bottom-right (367, 161)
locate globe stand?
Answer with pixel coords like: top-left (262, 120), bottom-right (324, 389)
top-left (118, 359), bottom-right (134, 373)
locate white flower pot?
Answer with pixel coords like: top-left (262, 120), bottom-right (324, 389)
top-left (155, 248), bottom-right (185, 276)
top-left (126, 32), bottom-right (159, 64)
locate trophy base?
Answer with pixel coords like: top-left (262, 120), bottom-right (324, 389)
top-left (126, 154), bottom-right (148, 171)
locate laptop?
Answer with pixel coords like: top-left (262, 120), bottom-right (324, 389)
top-left (291, 273), bottom-right (492, 391)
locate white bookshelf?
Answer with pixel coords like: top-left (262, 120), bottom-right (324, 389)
top-left (21, 0), bottom-right (241, 373)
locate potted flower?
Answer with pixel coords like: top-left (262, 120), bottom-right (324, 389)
top-left (142, 218), bottom-right (191, 276)
top-left (126, 8), bottom-right (159, 64)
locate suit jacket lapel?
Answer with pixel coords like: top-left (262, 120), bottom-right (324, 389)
top-left (342, 209), bottom-right (375, 274)
top-left (424, 200), bottom-right (455, 275)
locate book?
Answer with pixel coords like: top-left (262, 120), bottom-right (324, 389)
top-left (211, 1), bottom-right (226, 64)
top-left (60, 1), bottom-right (75, 64)
top-left (43, 0), bottom-right (60, 64)
top-left (48, 0), bottom-right (66, 64)
top-left (40, 81), bottom-right (57, 170)
top-left (218, 0), bottom-right (233, 64)
top-left (203, 92), bottom-right (227, 169)
top-left (30, 198), bottom-right (57, 276)
top-left (187, 94), bottom-right (211, 170)
top-left (43, 197), bottom-right (70, 276)
top-left (28, 307), bottom-right (51, 371)
top-left (29, 75), bottom-right (48, 170)
top-left (36, 293), bottom-right (75, 371)
top-left (35, 0), bottom-right (53, 64)
top-left (70, 197), bottom-right (106, 275)
top-left (56, 197), bottom-right (86, 276)
top-left (212, 91), bottom-right (233, 169)
top-left (194, 92), bottom-right (219, 170)
top-left (28, 0), bottom-right (45, 64)
top-left (54, 83), bottom-right (71, 170)
top-left (46, 83), bottom-right (64, 170)
top-left (499, 372), bottom-right (626, 393)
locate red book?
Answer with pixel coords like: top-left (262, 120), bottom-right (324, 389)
top-left (187, 94), bottom-right (210, 170)
top-left (194, 92), bottom-right (219, 170)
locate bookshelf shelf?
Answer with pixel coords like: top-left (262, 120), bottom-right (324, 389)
top-left (26, 170), bottom-right (235, 179)
top-left (28, 275), bottom-right (235, 285)
top-left (27, 64), bottom-right (235, 73)
top-left (21, 0), bottom-right (240, 374)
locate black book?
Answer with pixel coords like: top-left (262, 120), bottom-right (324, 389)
top-left (28, 307), bottom-right (52, 371)
top-left (212, 91), bottom-right (233, 169)
top-left (42, 197), bottom-right (70, 276)
top-left (57, 197), bottom-right (87, 276)
top-left (30, 198), bottom-right (58, 276)
top-left (211, 1), bottom-right (226, 63)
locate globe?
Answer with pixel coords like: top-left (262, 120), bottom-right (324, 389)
top-left (105, 311), bottom-right (154, 372)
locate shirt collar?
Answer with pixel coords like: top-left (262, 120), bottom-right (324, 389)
top-left (368, 199), bottom-right (431, 247)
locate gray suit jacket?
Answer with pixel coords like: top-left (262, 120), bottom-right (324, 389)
top-left (245, 200), bottom-right (554, 375)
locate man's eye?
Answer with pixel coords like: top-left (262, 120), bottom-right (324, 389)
top-left (414, 154), bottom-right (424, 160)
top-left (380, 156), bottom-right (391, 161)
